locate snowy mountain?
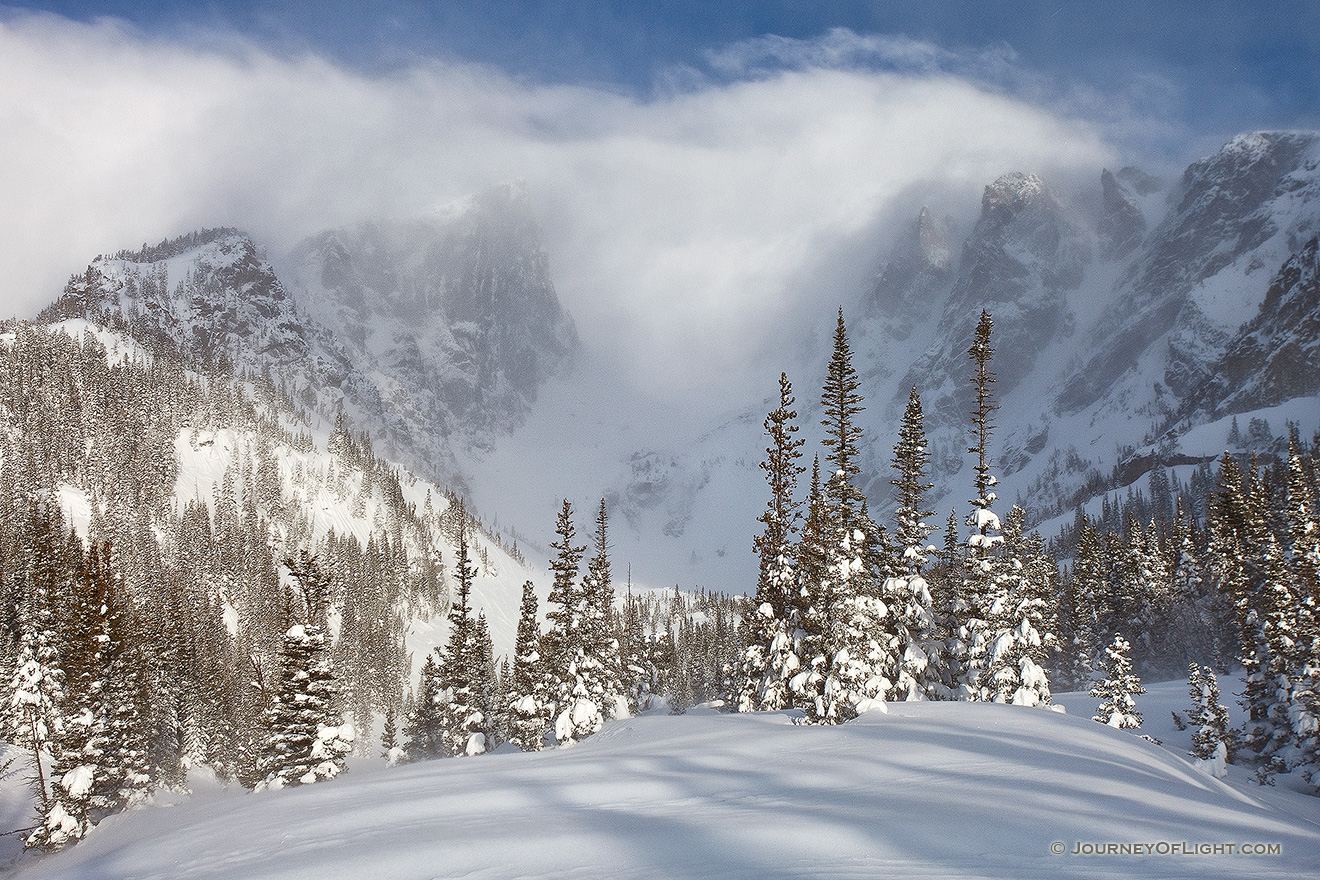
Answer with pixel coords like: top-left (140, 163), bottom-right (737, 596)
top-left (594, 130), bottom-right (1320, 581)
top-left (24, 130), bottom-right (1320, 591)
top-left (286, 183), bottom-right (578, 457)
top-left (39, 184), bottom-right (578, 492)
top-left (9, 688), bottom-right (1320, 879)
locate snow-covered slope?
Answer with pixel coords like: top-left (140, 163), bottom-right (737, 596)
top-left (285, 183), bottom-right (579, 462)
top-left (27, 130), bottom-right (1320, 592)
top-left (39, 185), bottom-right (579, 493)
top-left (10, 701), bottom-right (1320, 880)
top-left (585, 130), bottom-right (1320, 584)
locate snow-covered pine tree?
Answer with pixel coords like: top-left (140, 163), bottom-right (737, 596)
top-left (380, 707), bottom-right (402, 765)
top-left (1091, 634), bottom-right (1145, 729)
top-left (738, 372), bottom-right (806, 712)
top-left (403, 653), bottom-right (444, 760)
top-left (819, 309), bottom-right (866, 534)
top-left (618, 590), bottom-right (658, 713)
top-left (882, 385), bottom-right (944, 701)
top-left (28, 532), bottom-right (100, 851)
top-left (540, 500), bottom-right (602, 744)
top-left (541, 499), bottom-right (585, 726)
top-left (891, 386), bottom-right (935, 576)
top-left (790, 456), bottom-right (831, 712)
top-left (31, 542), bottom-right (152, 848)
top-left (507, 580), bottom-right (551, 751)
top-left (958, 310), bottom-right (1004, 700)
top-left (433, 513), bottom-right (491, 757)
top-left (1066, 516), bottom-right (1107, 681)
top-left (6, 504), bottom-right (68, 822)
top-left (580, 500), bottom-right (626, 721)
top-left (255, 551), bottom-right (353, 790)
top-left (812, 310), bottom-right (898, 723)
top-left (88, 543), bottom-right (152, 814)
top-left (1187, 662), bottom-right (1232, 776)
top-left (1163, 500), bottom-right (1218, 672)
top-left (1283, 446), bottom-right (1320, 787)
top-left (975, 509), bottom-right (1053, 706)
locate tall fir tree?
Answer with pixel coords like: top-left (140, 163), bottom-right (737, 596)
top-left (1187, 663), bottom-right (1233, 776)
top-left (433, 511), bottom-right (491, 757)
top-left (738, 373), bottom-right (806, 712)
top-left (974, 509), bottom-right (1053, 705)
top-left (819, 308), bottom-right (866, 532)
top-left (541, 500), bottom-right (598, 744)
top-left (891, 386), bottom-right (935, 576)
top-left (958, 310), bottom-right (1005, 699)
top-left (507, 580), bottom-right (551, 751)
top-left (255, 551), bottom-right (353, 790)
top-left (580, 500), bottom-right (626, 721)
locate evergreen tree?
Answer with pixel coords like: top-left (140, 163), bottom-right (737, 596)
top-left (1090, 635), bottom-right (1145, 729)
top-left (580, 500), bottom-right (626, 721)
top-left (540, 500), bottom-right (605, 745)
top-left (507, 580), bottom-right (551, 751)
top-left (380, 707), bottom-right (401, 765)
top-left (403, 653), bottom-right (444, 760)
top-left (433, 514), bottom-right (490, 757)
top-left (6, 506), bottom-right (68, 822)
top-left (792, 456), bottom-right (832, 711)
top-left (891, 386), bottom-right (935, 575)
top-left (975, 509), bottom-right (1053, 706)
top-left (1187, 663), bottom-right (1233, 776)
top-left (255, 551), bottom-right (352, 790)
top-left (958, 311), bottom-right (1004, 699)
top-left (819, 308), bottom-right (866, 532)
top-left (738, 373), bottom-right (805, 712)
top-left (542, 499), bottom-right (585, 705)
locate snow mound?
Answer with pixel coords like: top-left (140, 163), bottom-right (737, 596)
top-left (13, 703), bottom-right (1320, 879)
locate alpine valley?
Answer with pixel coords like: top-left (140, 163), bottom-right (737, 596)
top-left (2, 127), bottom-right (1320, 867)
top-left (13, 129), bottom-right (1320, 617)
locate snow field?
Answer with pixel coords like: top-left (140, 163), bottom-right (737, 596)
top-left (9, 698), bottom-right (1320, 880)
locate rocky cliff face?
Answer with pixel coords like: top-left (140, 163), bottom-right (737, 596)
top-left (38, 186), bottom-right (579, 486)
top-left (1184, 235), bottom-right (1320, 418)
top-left (287, 183), bottom-right (579, 453)
top-left (1058, 131), bottom-right (1320, 416)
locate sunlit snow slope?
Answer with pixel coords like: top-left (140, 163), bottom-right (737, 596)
top-left (13, 703), bottom-right (1320, 880)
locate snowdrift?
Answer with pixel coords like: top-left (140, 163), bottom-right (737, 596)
top-left (12, 702), bottom-right (1320, 880)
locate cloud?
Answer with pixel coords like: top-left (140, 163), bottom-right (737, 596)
top-left (0, 14), bottom-right (1119, 414)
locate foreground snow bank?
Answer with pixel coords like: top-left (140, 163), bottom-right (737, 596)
top-left (14, 703), bottom-right (1320, 880)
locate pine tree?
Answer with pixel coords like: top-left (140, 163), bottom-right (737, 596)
top-left (403, 653), bottom-right (444, 760)
top-left (580, 500), bottom-right (625, 721)
top-left (958, 311), bottom-right (1004, 699)
top-left (891, 386), bottom-right (935, 575)
top-left (1187, 663), bottom-right (1232, 776)
top-left (433, 514), bottom-right (490, 757)
top-left (738, 373), bottom-right (805, 712)
top-left (507, 580), bottom-right (551, 751)
top-left (542, 499), bottom-right (585, 706)
top-left (6, 506), bottom-right (67, 823)
top-left (255, 551), bottom-right (353, 790)
top-left (539, 500), bottom-right (602, 745)
top-left (819, 308), bottom-right (866, 532)
top-left (380, 707), bottom-right (402, 765)
top-left (1091, 635), bottom-right (1145, 729)
top-left (976, 509), bottom-right (1053, 706)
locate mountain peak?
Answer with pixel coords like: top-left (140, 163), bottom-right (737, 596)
top-left (981, 172), bottom-right (1047, 218)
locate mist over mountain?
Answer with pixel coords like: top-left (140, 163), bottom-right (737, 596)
top-left (24, 129), bottom-right (1320, 592)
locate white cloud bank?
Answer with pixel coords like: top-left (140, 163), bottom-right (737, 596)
top-left (0, 13), bottom-right (1117, 404)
